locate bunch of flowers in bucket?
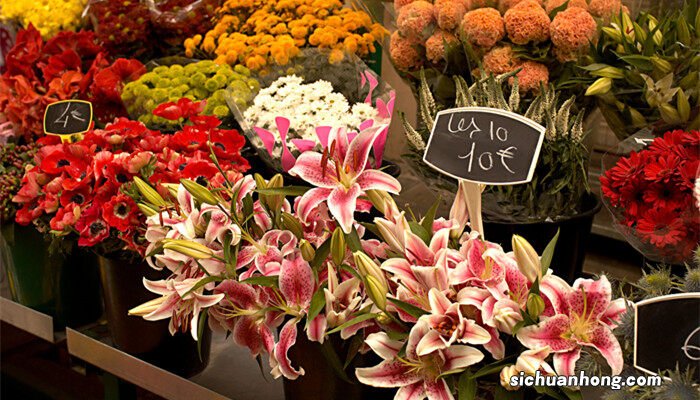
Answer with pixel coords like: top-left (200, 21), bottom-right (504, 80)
top-left (129, 123), bottom-right (626, 399)
top-left (12, 99), bottom-right (249, 256)
top-left (601, 129), bottom-right (700, 264)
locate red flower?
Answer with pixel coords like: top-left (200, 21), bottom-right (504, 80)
top-left (40, 144), bottom-right (90, 177)
top-left (644, 153), bottom-right (681, 183)
top-left (636, 208), bottom-right (686, 247)
top-left (51, 202), bottom-right (81, 231)
top-left (90, 58), bottom-right (146, 122)
top-left (3, 25), bottom-right (43, 80)
top-left (60, 185), bottom-right (92, 207)
top-left (180, 160), bottom-right (220, 183)
top-left (102, 194), bottom-right (139, 231)
top-left (153, 98), bottom-right (206, 120)
top-left (76, 205), bottom-right (110, 247)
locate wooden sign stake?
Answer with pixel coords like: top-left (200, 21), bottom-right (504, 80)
top-left (458, 180), bottom-right (485, 238)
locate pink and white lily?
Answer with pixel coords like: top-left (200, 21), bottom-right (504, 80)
top-left (517, 275), bottom-right (627, 375)
top-left (289, 124), bottom-right (401, 233)
top-left (356, 320), bottom-right (484, 400)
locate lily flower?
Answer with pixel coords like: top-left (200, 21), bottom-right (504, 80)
top-left (517, 275), bottom-right (627, 375)
top-left (131, 277), bottom-right (225, 340)
top-left (289, 124), bottom-right (401, 233)
top-left (356, 320), bottom-right (484, 400)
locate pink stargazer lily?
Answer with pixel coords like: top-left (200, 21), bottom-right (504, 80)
top-left (517, 275), bottom-right (627, 376)
top-left (289, 124), bottom-right (401, 233)
top-left (356, 320), bottom-right (484, 400)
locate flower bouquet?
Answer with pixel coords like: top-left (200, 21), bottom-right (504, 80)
top-left (183, 0), bottom-right (387, 71)
top-left (128, 123), bottom-right (627, 399)
top-left (84, 0), bottom-right (153, 58)
top-left (582, 2), bottom-right (700, 139)
top-left (146, 0), bottom-right (223, 50)
top-left (600, 129), bottom-right (700, 265)
top-left (380, 0), bottom-right (626, 104)
top-left (0, 25), bottom-right (146, 141)
top-left (0, 0), bottom-right (86, 39)
top-left (229, 50), bottom-right (396, 173)
top-left (121, 59), bottom-right (259, 130)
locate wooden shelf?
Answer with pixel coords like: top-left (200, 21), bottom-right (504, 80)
top-left (0, 297), bottom-right (60, 343)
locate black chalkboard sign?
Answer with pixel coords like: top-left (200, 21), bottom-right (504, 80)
top-left (634, 294), bottom-right (700, 380)
top-left (423, 107), bottom-right (545, 185)
top-left (43, 100), bottom-right (93, 136)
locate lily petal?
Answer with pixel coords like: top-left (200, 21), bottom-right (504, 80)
top-left (288, 152), bottom-right (338, 188)
top-left (274, 320), bottom-right (305, 380)
top-left (516, 314), bottom-right (577, 353)
top-left (582, 323), bottom-right (624, 375)
top-left (442, 345), bottom-right (484, 372)
top-left (416, 329), bottom-right (448, 356)
top-left (296, 187), bottom-right (333, 223)
top-left (279, 254), bottom-right (314, 310)
top-left (355, 170), bottom-right (401, 193)
top-left (553, 348), bottom-right (581, 376)
top-left (355, 360), bottom-right (422, 388)
top-left (343, 124), bottom-right (385, 175)
top-left (425, 378), bottom-right (454, 400)
top-left (365, 332), bottom-right (404, 360)
top-left (395, 382), bottom-right (426, 400)
top-left (327, 184), bottom-right (362, 233)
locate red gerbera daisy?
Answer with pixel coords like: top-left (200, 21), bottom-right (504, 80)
top-left (636, 208), bottom-right (686, 248)
top-left (644, 153), bottom-right (681, 183)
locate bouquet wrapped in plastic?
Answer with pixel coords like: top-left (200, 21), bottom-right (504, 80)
top-left (600, 129), bottom-right (700, 264)
top-left (229, 49), bottom-right (396, 173)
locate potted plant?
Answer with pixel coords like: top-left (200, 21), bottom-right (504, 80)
top-left (402, 71), bottom-right (599, 282)
top-left (128, 122), bottom-right (626, 399)
top-left (581, 2), bottom-right (700, 139)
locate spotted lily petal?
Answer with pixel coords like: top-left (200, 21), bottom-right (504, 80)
top-left (288, 152), bottom-right (338, 188)
top-left (327, 184), bottom-right (362, 233)
top-left (273, 320), bottom-right (305, 380)
top-left (279, 254), bottom-right (314, 310)
top-left (355, 360), bottom-right (422, 388)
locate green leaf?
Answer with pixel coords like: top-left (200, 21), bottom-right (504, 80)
top-left (408, 221), bottom-right (431, 245)
top-left (242, 194), bottom-right (254, 219)
top-left (495, 385), bottom-right (524, 400)
top-left (420, 196), bottom-right (441, 234)
top-left (183, 275), bottom-right (225, 297)
top-left (534, 386), bottom-right (566, 400)
top-left (305, 287), bottom-right (327, 329)
top-left (319, 339), bottom-right (353, 383)
top-left (548, 0), bottom-right (569, 19)
top-left (388, 297), bottom-right (428, 319)
top-left (240, 275), bottom-right (279, 287)
top-left (255, 186), bottom-right (310, 196)
top-left (344, 334), bottom-right (364, 369)
top-left (359, 222), bottom-right (380, 238)
top-left (346, 227), bottom-right (363, 252)
top-left (540, 228), bottom-right (560, 273)
top-left (326, 313), bottom-right (379, 335)
top-left (458, 371), bottom-right (477, 400)
top-left (197, 309), bottom-right (208, 361)
top-left (338, 264), bottom-right (362, 281)
top-left (311, 238), bottom-right (331, 270)
top-left (562, 388), bottom-right (583, 400)
top-left (613, 53), bottom-right (654, 71)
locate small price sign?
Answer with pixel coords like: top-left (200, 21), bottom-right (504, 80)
top-left (634, 293), bottom-right (700, 380)
top-left (43, 100), bottom-right (93, 140)
top-left (423, 107), bottom-right (545, 185)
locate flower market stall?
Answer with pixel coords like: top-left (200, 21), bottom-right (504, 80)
top-left (0, 0), bottom-right (698, 399)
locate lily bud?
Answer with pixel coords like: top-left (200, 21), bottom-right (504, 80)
top-left (331, 228), bottom-right (346, 265)
top-left (134, 177), bottom-right (167, 207)
top-left (602, 26), bottom-right (622, 43)
top-left (677, 17), bottom-right (691, 46)
top-left (677, 89), bottom-right (691, 122)
top-left (628, 107), bottom-right (647, 127)
top-left (300, 239), bottom-right (315, 262)
top-left (500, 365), bottom-right (520, 391)
top-left (621, 12), bottom-right (635, 42)
top-left (659, 103), bottom-right (682, 125)
top-left (647, 17), bottom-right (663, 46)
top-left (365, 189), bottom-right (387, 215)
top-left (138, 203), bottom-right (158, 217)
top-left (180, 179), bottom-right (218, 205)
top-left (353, 252), bottom-right (388, 294)
top-left (163, 239), bottom-right (214, 259)
top-left (650, 56), bottom-right (673, 75)
top-left (128, 296), bottom-right (167, 317)
top-left (512, 235), bottom-right (541, 283)
top-left (493, 302), bottom-right (523, 334)
top-left (374, 217), bottom-right (405, 253)
top-left (266, 174), bottom-right (285, 210)
top-left (515, 347), bottom-right (552, 375)
top-left (253, 174), bottom-right (267, 189)
top-left (526, 293), bottom-right (546, 320)
top-left (585, 77), bottom-right (612, 96)
top-left (162, 183), bottom-right (179, 199)
top-left (591, 66), bottom-right (625, 79)
top-left (376, 311), bottom-right (392, 325)
top-left (281, 212), bottom-right (304, 239)
top-left (633, 22), bottom-right (647, 43)
top-left (365, 275), bottom-right (388, 310)
top-left (679, 72), bottom-right (698, 90)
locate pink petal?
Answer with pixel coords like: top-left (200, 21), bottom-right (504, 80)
top-left (459, 320), bottom-right (492, 345)
top-left (279, 255), bottom-right (314, 310)
top-left (456, 287), bottom-right (491, 308)
top-left (540, 275), bottom-right (571, 316)
top-left (416, 329), bottom-right (449, 356)
top-left (411, 266), bottom-right (448, 292)
top-left (442, 345), bottom-right (484, 372)
top-left (406, 320), bottom-right (430, 359)
top-left (360, 119), bottom-right (374, 131)
top-left (429, 229), bottom-right (450, 255)
top-left (233, 316), bottom-right (265, 356)
top-left (601, 298), bottom-right (629, 329)
top-left (327, 184), bottom-right (362, 233)
top-left (355, 361), bottom-right (422, 388)
top-left (143, 278), bottom-right (171, 295)
top-left (355, 170), bottom-right (401, 193)
top-left (424, 379), bottom-right (454, 400)
top-left (569, 276), bottom-right (613, 321)
top-left (581, 323), bottom-right (624, 375)
top-left (372, 126), bottom-right (389, 168)
top-left (276, 117), bottom-right (291, 139)
top-left (316, 126), bottom-right (331, 148)
top-left (483, 325), bottom-right (506, 360)
top-left (365, 332), bottom-right (404, 360)
top-left (516, 314), bottom-right (577, 353)
top-left (143, 294), bottom-right (179, 321)
top-left (339, 317), bottom-right (373, 340)
top-left (306, 314), bottom-right (327, 344)
top-left (192, 291), bottom-right (225, 309)
top-left (553, 349), bottom-right (581, 376)
top-left (274, 320), bottom-right (305, 379)
top-left (328, 127), bottom-right (350, 161)
top-left (395, 382), bottom-right (426, 400)
top-left (376, 98), bottom-right (388, 119)
top-left (253, 127), bottom-right (276, 157)
top-left (295, 187), bottom-right (332, 223)
top-left (382, 258), bottom-right (415, 283)
top-left (428, 289), bottom-right (452, 315)
top-left (405, 232), bottom-right (433, 265)
top-left (288, 152), bottom-right (338, 188)
top-left (363, 71), bottom-right (378, 104)
top-left (291, 139), bottom-right (317, 153)
top-left (343, 124), bottom-right (385, 176)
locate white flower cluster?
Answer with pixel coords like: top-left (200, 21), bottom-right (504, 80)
top-left (244, 75), bottom-right (384, 144)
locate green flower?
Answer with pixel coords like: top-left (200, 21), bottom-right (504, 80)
top-left (642, 73), bottom-right (679, 108)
